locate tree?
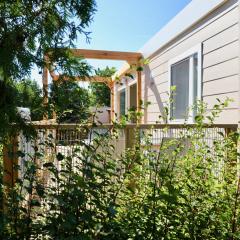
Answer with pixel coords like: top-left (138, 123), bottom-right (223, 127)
top-left (15, 79), bottom-right (43, 121)
top-left (50, 81), bottom-right (90, 123)
top-left (0, 79), bottom-right (23, 139)
top-left (90, 66), bottom-right (116, 107)
top-left (0, 0), bottom-right (96, 80)
top-left (14, 79), bottom-right (90, 123)
top-left (0, 0), bottom-right (96, 138)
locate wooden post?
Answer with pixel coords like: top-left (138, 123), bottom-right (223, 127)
top-left (225, 127), bottom-right (233, 138)
top-left (3, 136), bottom-right (19, 187)
top-left (42, 49), bottom-right (142, 122)
top-left (125, 127), bottom-right (135, 149)
top-left (42, 66), bottom-right (48, 120)
top-left (110, 82), bottom-right (115, 123)
top-left (137, 69), bottom-right (142, 123)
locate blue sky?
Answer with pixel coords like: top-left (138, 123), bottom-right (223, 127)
top-left (32, 0), bottom-right (191, 86)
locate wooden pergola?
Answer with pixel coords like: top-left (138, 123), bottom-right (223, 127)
top-left (42, 49), bottom-right (143, 122)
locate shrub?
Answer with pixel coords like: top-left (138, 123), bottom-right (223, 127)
top-left (0, 102), bottom-right (239, 239)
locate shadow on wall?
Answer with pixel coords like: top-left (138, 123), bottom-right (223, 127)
top-left (144, 66), bottom-right (167, 123)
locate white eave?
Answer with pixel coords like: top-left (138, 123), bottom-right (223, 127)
top-left (115, 0), bottom-right (228, 76)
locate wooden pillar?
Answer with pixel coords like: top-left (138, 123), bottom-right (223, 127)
top-left (110, 83), bottom-right (115, 123)
top-left (42, 66), bottom-right (48, 120)
top-left (137, 69), bottom-right (142, 123)
top-left (3, 136), bottom-right (19, 187)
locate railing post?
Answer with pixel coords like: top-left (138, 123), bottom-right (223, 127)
top-left (125, 126), bottom-right (136, 149)
top-left (3, 135), bottom-right (19, 187)
top-left (225, 127), bottom-right (232, 138)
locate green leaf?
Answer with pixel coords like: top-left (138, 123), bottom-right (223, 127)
top-left (56, 152), bottom-right (64, 161)
top-left (30, 199), bottom-right (41, 207)
top-left (43, 162), bottom-right (54, 168)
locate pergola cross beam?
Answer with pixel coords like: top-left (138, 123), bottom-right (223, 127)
top-left (69, 49), bottom-right (142, 64)
top-left (42, 49), bottom-right (142, 122)
top-left (50, 74), bottom-right (113, 86)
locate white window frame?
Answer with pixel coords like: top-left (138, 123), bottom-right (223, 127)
top-left (168, 44), bottom-right (202, 124)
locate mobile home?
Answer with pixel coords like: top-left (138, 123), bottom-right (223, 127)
top-left (114, 0), bottom-right (240, 124)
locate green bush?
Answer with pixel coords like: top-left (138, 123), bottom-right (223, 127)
top-left (0, 102), bottom-right (239, 239)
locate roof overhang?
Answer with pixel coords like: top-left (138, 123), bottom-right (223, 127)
top-left (140, 0), bottom-right (228, 58)
top-left (115, 0), bottom-right (229, 77)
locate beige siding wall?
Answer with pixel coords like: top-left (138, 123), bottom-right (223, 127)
top-left (142, 1), bottom-right (239, 124)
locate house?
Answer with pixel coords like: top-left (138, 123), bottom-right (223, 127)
top-left (4, 0), bottom-right (240, 187)
top-left (113, 0), bottom-right (240, 124)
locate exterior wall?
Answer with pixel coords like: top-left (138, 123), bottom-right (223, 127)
top-left (141, 0), bottom-right (239, 124)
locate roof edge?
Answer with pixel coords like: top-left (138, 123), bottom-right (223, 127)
top-left (140, 0), bottom-right (228, 58)
top-left (115, 0), bottom-right (229, 78)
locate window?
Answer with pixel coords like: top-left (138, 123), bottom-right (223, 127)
top-left (129, 83), bottom-right (137, 111)
top-left (128, 83), bottom-right (137, 123)
top-left (119, 89), bottom-right (126, 117)
top-left (169, 45), bottom-right (202, 122)
top-left (171, 58), bottom-right (190, 119)
top-left (117, 78), bottom-right (137, 119)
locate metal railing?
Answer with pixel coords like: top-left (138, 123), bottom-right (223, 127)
top-left (6, 123), bottom-right (237, 184)
top-left (19, 123), bottom-right (237, 156)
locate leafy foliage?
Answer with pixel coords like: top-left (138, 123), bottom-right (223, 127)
top-left (0, 102), bottom-right (239, 239)
top-left (50, 80), bottom-right (91, 123)
top-left (0, 0), bottom-right (96, 140)
top-left (0, 79), bottom-right (32, 140)
top-left (0, 0), bottom-right (96, 79)
top-left (0, 2), bottom-right (239, 239)
top-left (15, 79), bottom-right (43, 121)
top-left (90, 67), bottom-right (116, 107)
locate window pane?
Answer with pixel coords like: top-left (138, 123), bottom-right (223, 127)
top-left (129, 84), bottom-right (137, 111)
top-left (120, 90), bottom-right (126, 116)
top-left (171, 58), bottom-right (189, 119)
top-left (129, 83), bottom-right (137, 123)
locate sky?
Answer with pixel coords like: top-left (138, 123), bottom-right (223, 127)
top-left (32, 0), bottom-right (191, 87)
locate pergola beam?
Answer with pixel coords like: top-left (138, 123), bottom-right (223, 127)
top-left (43, 48), bottom-right (143, 122)
top-left (70, 49), bottom-right (142, 63)
top-left (50, 74), bottom-right (113, 85)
